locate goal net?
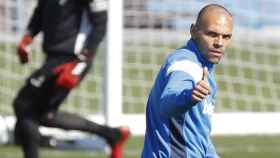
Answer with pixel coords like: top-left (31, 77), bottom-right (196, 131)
top-left (121, 0), bottom-right (280, 135)
top-left (0, 0), bottom-right (280, 140)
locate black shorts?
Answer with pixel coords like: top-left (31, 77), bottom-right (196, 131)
top-left (13, 55), bottom-right (91, 120)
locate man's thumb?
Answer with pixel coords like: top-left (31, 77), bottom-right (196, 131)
top-left (202, 67), bottom-right (208, 81)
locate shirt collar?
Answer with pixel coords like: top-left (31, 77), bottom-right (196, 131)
top-left (186, 39), bottom-right (214, 71)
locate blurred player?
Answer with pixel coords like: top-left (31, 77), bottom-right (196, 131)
top-left (13, 0), bottom-right (129, 158)
top-left (141, 4), bottom-right (233, 158)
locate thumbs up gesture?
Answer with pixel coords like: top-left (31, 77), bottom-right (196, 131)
top-left (191, 67), bottom-right (211, 102)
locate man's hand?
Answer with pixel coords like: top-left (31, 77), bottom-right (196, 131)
top-left (192, 67), bottom-right (211, 102)
top-left (53, 61), bottom-right (87, 90)
top-left (17, 34), bottom-right (33, 64)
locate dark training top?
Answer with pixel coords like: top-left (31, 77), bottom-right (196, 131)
top-left (27, 0), bottom-right (107, 56)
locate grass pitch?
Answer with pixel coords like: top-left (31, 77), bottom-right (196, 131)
top-left (1, 135), bottom-right (280, 158)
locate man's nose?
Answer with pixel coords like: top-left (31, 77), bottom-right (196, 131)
top-left (213, 36), bottom-right (223, 48)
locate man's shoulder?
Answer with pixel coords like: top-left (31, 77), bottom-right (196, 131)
top-left (166, 47), bottom-right (199, 65)
top-left (162, 47), bottom-right (203, 82)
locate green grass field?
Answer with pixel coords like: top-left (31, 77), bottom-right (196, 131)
top-left (1, 135), bottom-right (280, 158)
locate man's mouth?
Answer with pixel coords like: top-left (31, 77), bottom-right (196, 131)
top-left (209, 50), bottom-right (223, 58)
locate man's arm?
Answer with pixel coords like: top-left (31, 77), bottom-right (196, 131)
top-left (82, 0), bottom-right (108, 59)
top-left (53, 0), bottom-right (108, 89)
top-left (52, 0), bottom-right (108, 89)
top-left (159, 66), bottom-right (210, 118)
top-left (17, 0), bottom-right (44, 64)
top-left (159, 71), bottom-right (196, 118)
top-left (26, 0), bottom-right (44, 37)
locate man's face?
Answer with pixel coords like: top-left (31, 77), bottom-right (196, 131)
top-left (191, 11), bottom-right (233, 64)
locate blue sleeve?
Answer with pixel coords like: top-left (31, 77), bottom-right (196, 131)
top-left (159, 71), bottom-right (196, 118)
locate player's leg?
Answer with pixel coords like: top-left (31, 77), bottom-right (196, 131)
top-left (40, 110), bottom-right (126, 143)
top-left (39, 60), bottom-right (130, 158)
top-left (12, 57), bottom-right (61, 158)
top-left (40, 110), bottom-right (130, 158)
top-left (14, 118), bottom-right (40, 158)
top-left (13, 73), bottom-right (46, 158)
top-left (38, 85), bottom-right (130, 145)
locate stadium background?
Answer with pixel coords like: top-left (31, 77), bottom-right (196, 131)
top-left (0, 0), bottom-right (280, 157)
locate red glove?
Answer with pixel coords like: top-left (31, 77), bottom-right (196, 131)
top-left (53, 61), bottom-right (87, 90)
top-left (17, 34), bottom-right (33, 64)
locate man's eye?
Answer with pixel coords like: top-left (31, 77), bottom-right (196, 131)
top-left (223, 35), bottom-right (232, 40)
top-left (207, 32), bottom-right (218, 37)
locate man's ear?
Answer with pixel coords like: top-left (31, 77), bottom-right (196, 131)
top-left (190, 24), bottom-right (197, 39)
